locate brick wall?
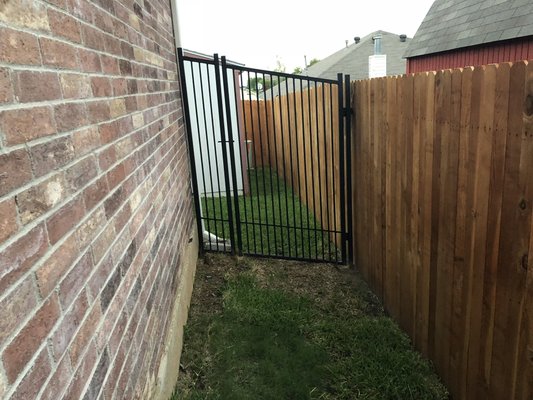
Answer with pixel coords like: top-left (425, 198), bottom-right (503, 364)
top-left (0, 0), bottom-right (197, 398)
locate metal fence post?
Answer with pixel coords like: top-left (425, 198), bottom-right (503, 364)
top-left (213, 54), bottom-right (237, 255)
top-left (345, 74), bottom-right (353, 266)
top-left (177, 48), bottom-right (204, 254)
top-left (221, 57), bottom-right (243, 255)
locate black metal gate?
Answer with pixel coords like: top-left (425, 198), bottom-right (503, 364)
top-left (177, 48), bottom-right (352, 264)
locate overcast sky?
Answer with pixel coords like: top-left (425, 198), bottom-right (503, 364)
top-left (177, 0), bottom-right (435, 71)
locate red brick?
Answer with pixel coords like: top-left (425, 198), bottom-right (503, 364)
top-left (121, 41), bottom-right (134, 59)
top-left (0, 197), bottom-right (18, 242)
top-left (3, 294), bottom-right (60, 383)
top-left (83, 347), bottom-right (110, 400)
top-left (36, 234), bottom-right (78, 297)
top-left (104, 187), bottom-right (125, 219)
top-left (137, 94), bottom-right (148, 109)
top-left (112, 78), bottom-right (128, 96)
top-left (114, 20), bottom-right (129, 40)
top-left (87, 100), bottom-right (111, 123)
top-left (40, 355), bottom-right (72, 400)
top-left (67, 0), bottom-right (94, 22)
top-left (99, 121), bottom-right (120, 144)
top-left (59, 251), bottom-right (94, 309)
top-left (0, 27), bottom-right (41, 65)
top-left (94, 0), bottom-right (115, 14)
top-left (98, 146), bottom-right (117, 171)
top-left (81, 24), bottom-right (105, 51)
top-left (51, 290), bottom-right (89, 360)
top-left (114, 202), bottom-right (131, 234)
top-left (76, 206), bottom-right (106, 250)
top-left (0, 0), bottom-right (50, 31)
top-left (63, 341), bottom-right (98, 399)
top-left (79, 48), bottom-right (102, 73)
top-left (104, 33), bottom-right (122, 56)
top-left (114, 136), bottom-right (134, 160)
top-left (46, 196), bottom-right (85, 244)
top-left (115, 345), bottom-right (134, 397)
top-left (16, 174), bottom-right (67, 225)
top-left (125, 95), bottom-right (138, 112)
top-left (108, 310), bottom-right (127, 356)
top-left (10, 348), bottom-right (52, 400)
top-left (30, 136), bottom-right (75, 177)
top-left (0, 278), bottom-right (38, 348)
top-left (91, 76), bottom-right (113, 97)
top-left (13, 71), bottom-right (61, 103)
top-left (65, 156), bottom-right (98, 193)
top-left (40, 37), bottom-right (79, 69)
top-left (102, 342), bottom-right (126, 399)
top-left (0, 67), bottom-right (14, 103)
top-left (94, 286), bottom-right (123, 351)
top-left (90, 221), bottom-right (115, 264)
top-left (100, 267), bottom-right (121, 314)
top-left (0, 149), bottom-right (33, 196)
top-left (84, 175), bottom-right (109, 211)
top-left (72, 126), bottom-right (100, 156)
top-left (54, 102), bottom-right (88, 132)
top-left (69, 302), bottom-right (102, 365)
top-left (107, 163), bottom-right (126, 189)
top-left (60, 73), bottom-right (92, 99)
top-left (94, 8), bottom-right (114, 32)
top-left (0, 224), bottom-right (48, 293)
top-left (1, 106), bottom-right (56, 145)
top-left (87, 249), bottom-right (113, 297)
top-left (126, 79), bottom-right (138, 95)
top-left (47, 9), bottom-right (81, 43)
top-left (101, 54), bottom-right (120, 75)
top-left (118, 59), bottom-right (132, 76)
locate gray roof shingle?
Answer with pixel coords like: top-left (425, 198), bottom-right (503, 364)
top-left (262, 30), bottom-right (410, 98)
top-left (404, 0), bottom-right (533, 58)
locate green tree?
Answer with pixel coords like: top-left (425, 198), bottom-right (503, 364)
top-left (246, 76), bottom-right (280, 96)
top-left (308, 58), bottom-right (320, 67)
top-left (292, 58), bottom-right (320, 75)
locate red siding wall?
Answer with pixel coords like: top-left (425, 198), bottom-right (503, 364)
top-left (407, 36), bottom-right (533, 73)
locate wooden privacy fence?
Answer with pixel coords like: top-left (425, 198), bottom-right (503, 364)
top-left (353, 61), bottom-right (533, 400)
top-left (243, 84), bottom-right (342, 245)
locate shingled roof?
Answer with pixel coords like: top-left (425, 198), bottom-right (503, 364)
top-left (305, 30), bottom-right (410, 81)
top-left (404, 0), bottom-right (533, 58)
top-left (261, 30), bottom-right (410, 98)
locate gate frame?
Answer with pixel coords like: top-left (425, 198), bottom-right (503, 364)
top-left (177, 48), bottom-right (353, 265)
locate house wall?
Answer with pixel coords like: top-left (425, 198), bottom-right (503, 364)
top-left (183, 60), bottom-right (246, 198)
top-left (0, 0), bottom-right (197, 398)
top-left (407, 36), bottom-right (533, 73)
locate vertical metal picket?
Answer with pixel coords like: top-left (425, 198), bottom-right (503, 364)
top-left (212, 54), bottom-right (236, 255)
top-left (337, 73), bottom-right (347, 264)
top-left (220, 57), bottom-right (243, 255)
top-left (177, 48), bottom-right (204, 254)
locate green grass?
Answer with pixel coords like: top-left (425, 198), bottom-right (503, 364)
top-left (201, 168), bottom-right (339, 261)
top-left (172, 255), bottom-right (448, 400)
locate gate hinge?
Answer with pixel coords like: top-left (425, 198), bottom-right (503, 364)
top-left (342, 107), bottom-right (353, 117)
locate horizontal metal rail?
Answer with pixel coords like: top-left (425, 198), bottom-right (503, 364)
top-left (227, 64), bottom-right (338, 85)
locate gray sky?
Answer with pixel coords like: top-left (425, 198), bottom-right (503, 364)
top-left (178, 0), bottom-right (435, 71)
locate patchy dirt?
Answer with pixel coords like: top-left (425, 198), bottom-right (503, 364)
top-left (190, 253), bottom-right (384, 319)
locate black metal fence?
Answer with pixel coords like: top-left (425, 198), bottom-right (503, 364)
top-left (178, 48), bottom-right (352, 264)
